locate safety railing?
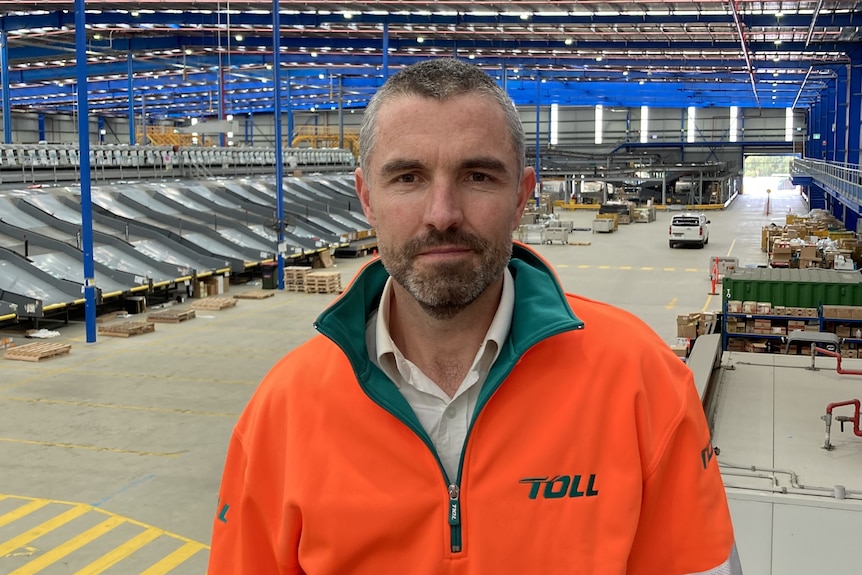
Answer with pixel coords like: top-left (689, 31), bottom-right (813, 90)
top-left (0, 143), bottom-right (356, 184)
top-left (791, 158), bottom-right (862, 203)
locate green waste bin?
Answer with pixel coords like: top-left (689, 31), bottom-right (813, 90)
top-left (262, 263), bottom-right (278, 290)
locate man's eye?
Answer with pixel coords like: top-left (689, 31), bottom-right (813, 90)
top-left (398, 174), bottom-right (415, 183)
top-left (470, 173), bottom-right (489, 182)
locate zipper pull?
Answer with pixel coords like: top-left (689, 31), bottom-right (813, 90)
top-left (447, 484), bottom-right (460, 526)
top-left (448, 483), bottom-right (462, 552)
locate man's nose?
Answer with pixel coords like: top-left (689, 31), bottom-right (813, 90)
top-left (423, 180), bottom-right (464, 230)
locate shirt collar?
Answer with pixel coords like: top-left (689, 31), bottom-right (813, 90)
top-left (373, 268), bottom-right (515, 387)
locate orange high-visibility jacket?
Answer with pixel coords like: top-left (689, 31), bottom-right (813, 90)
top-left (209, 243), bottom-right (738, 575)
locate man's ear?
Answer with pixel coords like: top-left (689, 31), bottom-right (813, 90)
top-left (355, 167), bottom-right (376, 227)
top-left (513, 166), bottom-right (537, 231)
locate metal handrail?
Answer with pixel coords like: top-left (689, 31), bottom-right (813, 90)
top-left (791, 158), bottom-right (862, 202)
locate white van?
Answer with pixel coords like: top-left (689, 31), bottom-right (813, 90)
top-left (669, 213), bottom-right (710, 248)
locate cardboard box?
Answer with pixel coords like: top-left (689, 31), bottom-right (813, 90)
top-left (677, 323), bottom-right (698, 339)
top-left (669, 344), bottom-right (688, 358)
top-left (192, 281), bottom-right (206, 299)
top-left (742, 301), bottom-right (757, 314)
top-left (756, 302), bottom-right (772, 314)
top-left (799, 245), bottom-right (818, 259)
top-left (822, 305), bottom-right (841, 319)
top-left (727, 300), bottom-right (743, 313)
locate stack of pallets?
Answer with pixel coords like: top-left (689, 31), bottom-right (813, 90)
top-left (284, 266), bottom-right (312, 292)
top-left (305, 271), bottom-right (343, 294)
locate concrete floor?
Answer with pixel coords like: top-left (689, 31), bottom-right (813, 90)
top-left (0, 180), bottom-right (802, 573)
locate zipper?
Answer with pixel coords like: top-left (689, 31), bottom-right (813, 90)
top-left (448, 483), bottom-right (462, 552)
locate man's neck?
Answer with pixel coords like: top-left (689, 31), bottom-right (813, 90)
top-left (388, 280), bottom-right (502, 398)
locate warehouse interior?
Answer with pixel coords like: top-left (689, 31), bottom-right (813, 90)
top-left (1, 0), bottom-right (862, 573)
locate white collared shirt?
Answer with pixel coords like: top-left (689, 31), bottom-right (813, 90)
top-left (365, 268), bottom-right (514, 481)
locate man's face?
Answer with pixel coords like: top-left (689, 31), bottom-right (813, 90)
top-left (355, 94), bottom-right (535, 318)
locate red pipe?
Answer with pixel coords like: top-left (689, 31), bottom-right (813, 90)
top-left (825, 399), bottom-right (862, 438)
top-left (813, 346), bottom-right (862, 376)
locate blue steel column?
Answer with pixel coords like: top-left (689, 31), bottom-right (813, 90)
top-left (826, 76), bottom-right (838, 162)
top-left (273, 1), bottom-right (285, 289)
top-left (1, 29), bottom-right (11, 144)
top-left (75, 0), bottom-right (97, 342)
top-left (218, 52), bottom-right (226, 148)
top-left (835, 65), bottom-right (848, 163)
top-left (808, 102), bottom-right (818, 159)
top-left (127, 53), bottom-right (135, 145)
top-left (848, 48), bottom-right (862, 166)
top-left (534, 71), bottom-right (541, 205)
top-left (821, 91), bottom-right (829, 160)
top-left (37, 114), bottom-right (45, 142)
top-left (285, 71), bottom-right (293, 146)
top-left (382, 22), bottom-right (389, 80)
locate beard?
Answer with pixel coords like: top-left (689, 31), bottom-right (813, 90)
top-left (379, 228), bottom-right (513, 320)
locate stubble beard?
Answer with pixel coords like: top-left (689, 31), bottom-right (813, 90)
top-left (380, 229), bottom-right (512, 320)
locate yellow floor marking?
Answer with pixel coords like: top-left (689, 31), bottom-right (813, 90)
top-left (703, 294), bottom-right (715, 313)
top-left (640, 267), bottom-right (654, 271)
top-left (619, 266), bottom-right (632, 270)
top-left (0, 437), bottom-right (184, 458)
top-left (0, 500), bottom-right (50, 529)
top-left (0, 505), bottom-right (89, 557)
top-left (1, 494), bottom-right (208, 548)
top-left (1, 397), bottom-right (238, 419)
top-left (726, 238), bottom-right (737, 256)
top-left (598, 265), bottom-right (611, 269)
top-left (685, 268), bottom-right (699, 272)
top-left (576, 265), bottom-right (590, 269)
top-left (8, 516), bottom-right (125, 575)
top-left (138, 541), bottom-right (206, 575)
top-left (665, 297), bottom-right (679, 310)
top-left (663, 267), bottom-right (676, 271)
top-left (72, 528), bottom-right (162, 575)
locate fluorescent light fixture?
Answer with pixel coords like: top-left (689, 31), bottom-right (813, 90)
top-left (550, 103), bottom-right (559, 145)
top-left (729, 106), bottom-right (738, 142)
top-left (595, 104), bottom-right (603, 145)
top-left (640, 105), bottom-right (648, 143)
top-left (687, 106), bottom-right (696, 143)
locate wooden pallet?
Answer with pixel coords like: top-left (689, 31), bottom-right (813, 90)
top-left (4, 341), bottom-right (72, 362)
top-left (97, 321), bottom-right (156, 338)
top-left (233, 290), bottom-right (275, 300)
top-left (284, 266), bottom-right (312, 292)
top-left (305, 271), bottom-right (343, 294)
top-left (191, 297), bottom-right (238, 311)
top-left (146, 309), bottom-right (197, 323)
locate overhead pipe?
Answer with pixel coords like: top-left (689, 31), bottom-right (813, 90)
top-left (728, 0), bottom-right (760, 108)
top-left (804, 0), bottom-right (825, 47)
top-left (792, 66), bottom-right (813, 110)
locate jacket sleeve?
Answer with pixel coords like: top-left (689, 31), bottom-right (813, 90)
top-left (207, 430), bottom-right (293, 575)
top-left (627, 380), bottom-right (742, 575)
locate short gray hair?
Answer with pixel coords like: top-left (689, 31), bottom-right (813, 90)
top-left (358, 58), bottom-right (526, 176)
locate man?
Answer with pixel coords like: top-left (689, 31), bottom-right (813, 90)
top-left (208, 58), bottom-right (741, 574)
